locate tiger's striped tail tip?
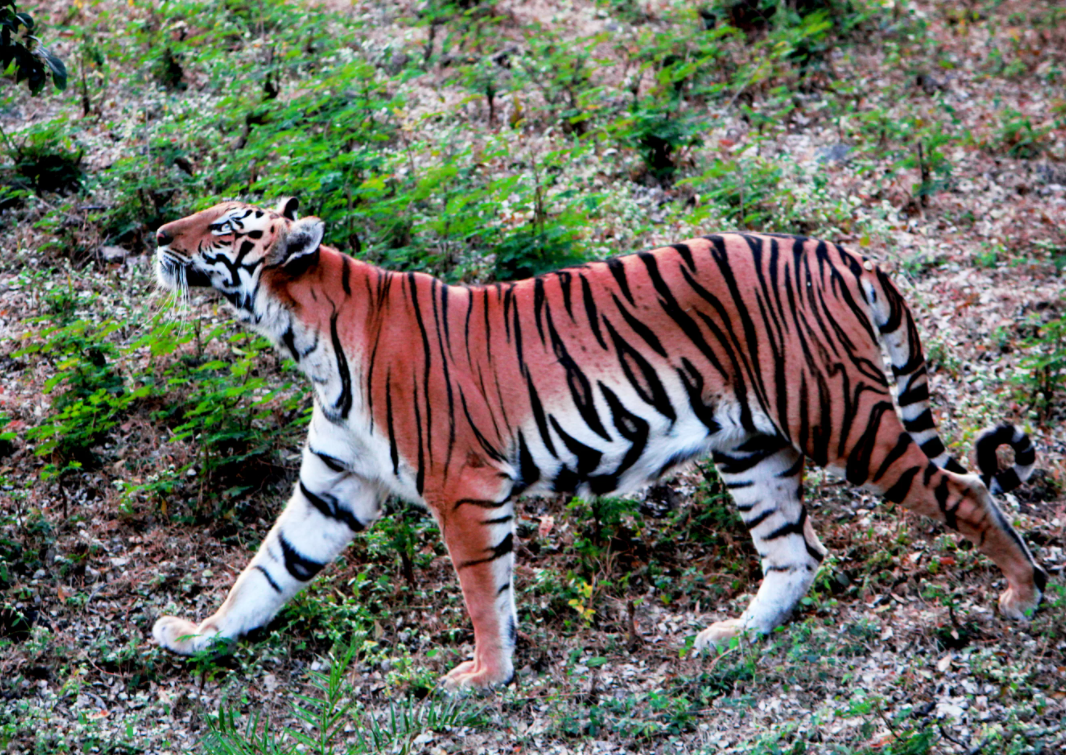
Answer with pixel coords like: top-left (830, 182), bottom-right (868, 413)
top-left (974, 424), bottom-right (1036, 495)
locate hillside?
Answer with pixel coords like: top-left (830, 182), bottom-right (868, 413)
top-left (0, 1), bottom-right (1064, 753)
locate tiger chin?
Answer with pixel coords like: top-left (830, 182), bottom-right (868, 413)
top-left (152, 197), bottom-right (1047, 690)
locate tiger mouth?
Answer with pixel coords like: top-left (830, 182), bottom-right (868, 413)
top-left (156, 248), bottom-right (213, 290)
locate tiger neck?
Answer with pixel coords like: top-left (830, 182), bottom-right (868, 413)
top-left (259, 247), bottom-right (380, 425)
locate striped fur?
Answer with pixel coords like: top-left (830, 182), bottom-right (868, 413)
top-left (152, 200), bottom-right (1046, 689)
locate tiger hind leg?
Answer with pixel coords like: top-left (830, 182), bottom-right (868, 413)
top-left (694, 435), bottom-right (826, 652)
top-left (856, 430), bottom-right (1047, 619)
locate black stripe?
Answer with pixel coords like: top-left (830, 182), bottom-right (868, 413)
top-left (527, 374), bottom-right (557, 457)
top-left (873, 433), bottom-right (913, 483)
top-left (745, 507), bottom-right (776, 530)
top-left (1034, 566), bottom-right (1048, 594)
top-left (713, 435), bottom-right (788, 476)
top-left (278, 535), bottom-right (326, 581)
top-left (386, 371), bottom-right (400, 477)
top-left (459, 533), bottom-right (514, 568)
top-left (255, 565), bottom-right (282, 593)
top-left (672, 243), bottom-right (696, 271)
top-left (534, 277), bottom-right (547, 345)
top-left (994, 468), bottom-right (1021, 494)
top-left (281, 325), bottom-right (298, 361)
top-left (903, 409), bottom-right (935, 433)
top-left (676, 358), bottom-right (723, 434)
top-left (558, 271), bottom-right (575, 321)
top-left (546, 316), bottom-right (611, 441)
top-left (513, 430), bottom-right (540, 496)
top-left (300, 481), bottom-right (364, 532)
top-left (454, 498), bottom-right (510, 510)
top-left (407, 274), bottom-right (433, 473)
top-left (897, 382), bottom-right (930, 407)
top-left (611, 292), bottom-right (668, 358)
top-left (312, 449), bottom-right (347, 473)
top-left (599, 384), bottom-right (649, 484)
top-left (329, 312), bottom-right (353, 420)
top-left (935, 477), bottom-right (957, 530)
top-left (549, 416), bottom-right (603, 481)
top-left (883, 466), bottom-right (920, 504)
top-left (805, 542), bottom-right (826, 562)
top-left (764, 508), bottom-right (807, 541)
top-left (580, 274), bottom-right (608, 350)
top-left (457, 388), bottom-right (507, 463)
top-left (606, 257), bottom-right (634, 304)
top-left (845, 402), bottom-right (895, 485)
top-left (919, 437), bottom-right (946, 460)
top-left (341, 256), bottom-right (352, 296)
top-left (778, 454), bottom-right (804, 479)
top-left (944, 458), bottom-right (967, 474)
top-left (603, 319), bottom-right (676, 422)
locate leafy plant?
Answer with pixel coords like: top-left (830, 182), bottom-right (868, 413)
top-left (203, 644), bottom-right (488, 754)
top-left (994, 108), bottom-right (1049, 159)
top-left (0, 0), bottom-right (66, 95)
top-left (4, 122), bottom-right (85, 195)
top-left (1017, 314), bottom-right (1066, 422)
top-left (15, 317), bottom-right (139, 481)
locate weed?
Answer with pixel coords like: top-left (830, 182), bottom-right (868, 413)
top-left (3, 122), bottom-right (84, 195)
top-left (203, 643), bottom-right (488, 754)
top-left (994, 108), bottom-right (1049, 159)
top-left (1016, 314), bottom-right (1066, 422)
top-left (16, 317), bottom-right (134, 480)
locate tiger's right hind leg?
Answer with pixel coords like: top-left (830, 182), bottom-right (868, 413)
top-left (694, 435), bottom-right (826, 652)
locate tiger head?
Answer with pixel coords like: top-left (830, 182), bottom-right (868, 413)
top-left (154, 197), bottom-right (325, 317)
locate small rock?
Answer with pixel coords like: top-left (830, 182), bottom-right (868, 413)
top-left (99, 246), bottom-right (129, 263)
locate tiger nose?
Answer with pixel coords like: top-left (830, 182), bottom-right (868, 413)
top-left (156, 228), bottom-right (174, 246)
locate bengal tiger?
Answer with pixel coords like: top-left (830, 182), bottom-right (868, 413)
top-left (152, 197), bottom-right (1046, 689)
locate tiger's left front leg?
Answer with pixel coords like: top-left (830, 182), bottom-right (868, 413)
top-left (153, 437), bottom-right (382, 655)
top-left (434, 489), bottom-right (517, 691)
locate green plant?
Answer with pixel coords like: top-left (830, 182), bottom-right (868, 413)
top-left (0, 0), bottom-right (66, 95)
top-left (1017, 314), bottom-right (1066, 422)
top-left (680, 152), bottom-right (786, 229)
top-left (204, 644), bottom-right (488, 754)
top-left (15, 317), bottom-right (138, 481)
top-left (4, 122), bottom-right (85, 195)
top-left (995, 108), bottom-right (1049, 159)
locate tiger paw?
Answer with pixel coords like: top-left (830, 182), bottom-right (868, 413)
top-left (440, 658), bottom-right (514, 692)
top-left (153, 615), bottom-right (225, 655)
top-left (998, 584), bottom-right (1042, 621)
top-left (692, 619), bottom-right (748, 654)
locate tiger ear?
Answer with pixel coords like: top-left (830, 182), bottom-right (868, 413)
top-left (278, 216), bottom-right (325, 272)
top-left (276, 196), bottom-right (300, 221)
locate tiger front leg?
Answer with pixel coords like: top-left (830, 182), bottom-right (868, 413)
top-left (435, 494), bottom-right (518, 690)
top-left (153, 444), bottom-right (381, 655)
top-left (694, 438), bottom-right (826, 653)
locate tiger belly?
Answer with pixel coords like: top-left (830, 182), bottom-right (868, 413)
top-left (508, 385), bottom-right (770, 500)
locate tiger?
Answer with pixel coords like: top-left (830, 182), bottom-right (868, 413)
top-left (152, 197), bottom-right (1046, 690)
